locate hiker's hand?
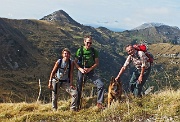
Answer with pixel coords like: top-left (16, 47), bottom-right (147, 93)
top-left (79, 68), bottom-right (85, 73)
top-left (138, 75), bottom-right (143, 84)
top-left (48, 83), bottom-right (53, 89)
top-left (115, 76), bottom-right (119, 81)
top-left (84, 68), bottom-right (91, 73)
top-left (70, 85), bottom-right (76, 90)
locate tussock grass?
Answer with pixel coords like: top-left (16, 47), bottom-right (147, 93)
top-left (0, 89), bottom-right (179, 122)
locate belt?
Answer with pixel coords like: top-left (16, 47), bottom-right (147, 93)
top-left (59, 80), bottom-right (68, 82)
top-left (53, 78), bottom-right (68, 83)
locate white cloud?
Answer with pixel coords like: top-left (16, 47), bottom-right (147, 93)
top-left (143, 7), bottom-right (170, 15)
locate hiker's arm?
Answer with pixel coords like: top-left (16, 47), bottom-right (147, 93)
top-left (138, 67), bottom-right (145, 84)
top-left (85, 57), bottom-right (98, 73)
top-left (74, 58), bottom-right (79, 69)
top-left (90, 57), bottom-right (98, 70)
top-left (139, 51), bottom-right (146, 68)
top-left (74, 58), bottom-right (85, 73)
top-left (48, 61), bottom-right (58, 88)
top-left (115, 56), bottom-right (131, 81)
top-left (115, 66), bottom-right (126, 81)
top-left (138, 51), bottom-right (146, 83)
top-left (91, 49), bottom-right (99, 70)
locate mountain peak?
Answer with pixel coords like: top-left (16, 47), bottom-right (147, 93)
top-left (40, 10), bottom-right (80, 25)
top-left (132, 22), bottom-right (165, 30)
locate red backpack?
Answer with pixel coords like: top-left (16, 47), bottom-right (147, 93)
top-left (133, 44), bottom-right (154, 63)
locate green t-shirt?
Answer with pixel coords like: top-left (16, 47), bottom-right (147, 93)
top-left (75, 46), bottom-right (98, 67)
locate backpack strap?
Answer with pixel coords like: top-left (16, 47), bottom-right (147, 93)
top-left (135, 51), bottom-right (140, 60)
top-left (59, 58), bottom-right (62, 68)
top-left (80, 45), bottom-right (84, 60)
top-left (80, 46), bottom-right (85, 67)
top-left (68, 59), bottom-right (71, 79)
top-left (90, 47), bottom-right (95, 62)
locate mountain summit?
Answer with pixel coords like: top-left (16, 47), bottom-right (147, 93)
top-left (132, 22), bottom-right (179, 31)
top-left (132, 22), bottom-right (164, 30)
top-left (40, 10), bottom-right (80, 25)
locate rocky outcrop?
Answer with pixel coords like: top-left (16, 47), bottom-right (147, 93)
top-left (40, 10), bottom-right (81, 26)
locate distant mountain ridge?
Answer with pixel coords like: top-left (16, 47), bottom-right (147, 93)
top-left (132, 22), bottom-right (179, 30)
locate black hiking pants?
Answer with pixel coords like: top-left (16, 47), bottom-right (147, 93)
top-left (76, 70), bottom-right (104, 109)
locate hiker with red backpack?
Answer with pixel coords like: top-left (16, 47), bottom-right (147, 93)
top-left (48, 48), bottom-right (78, 111)
top-left (115, 44), bottom-right (152, 97)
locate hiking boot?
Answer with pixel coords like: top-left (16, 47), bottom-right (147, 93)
top-left (97, 103), bottom-right (105, 109)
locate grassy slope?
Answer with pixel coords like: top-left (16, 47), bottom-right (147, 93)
top-left (0, 89), bottom-right (179, 122)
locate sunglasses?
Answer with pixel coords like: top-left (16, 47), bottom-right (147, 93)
top-left (86, 42), bottom-right (92, 45)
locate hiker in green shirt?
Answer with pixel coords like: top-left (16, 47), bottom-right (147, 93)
top-left (74, 35), bottom-right (105, 109)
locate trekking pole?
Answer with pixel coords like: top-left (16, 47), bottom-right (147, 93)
top-left (79, 60), bottom-right (86, 109)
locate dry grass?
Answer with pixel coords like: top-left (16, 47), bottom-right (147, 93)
top-left (0, 89), bottom-right (179, 122)
top-left (150, 43), bottom-right (180, 54)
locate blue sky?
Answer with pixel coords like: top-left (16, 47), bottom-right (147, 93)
top-left (1, 0), bottom-right (180, 30)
